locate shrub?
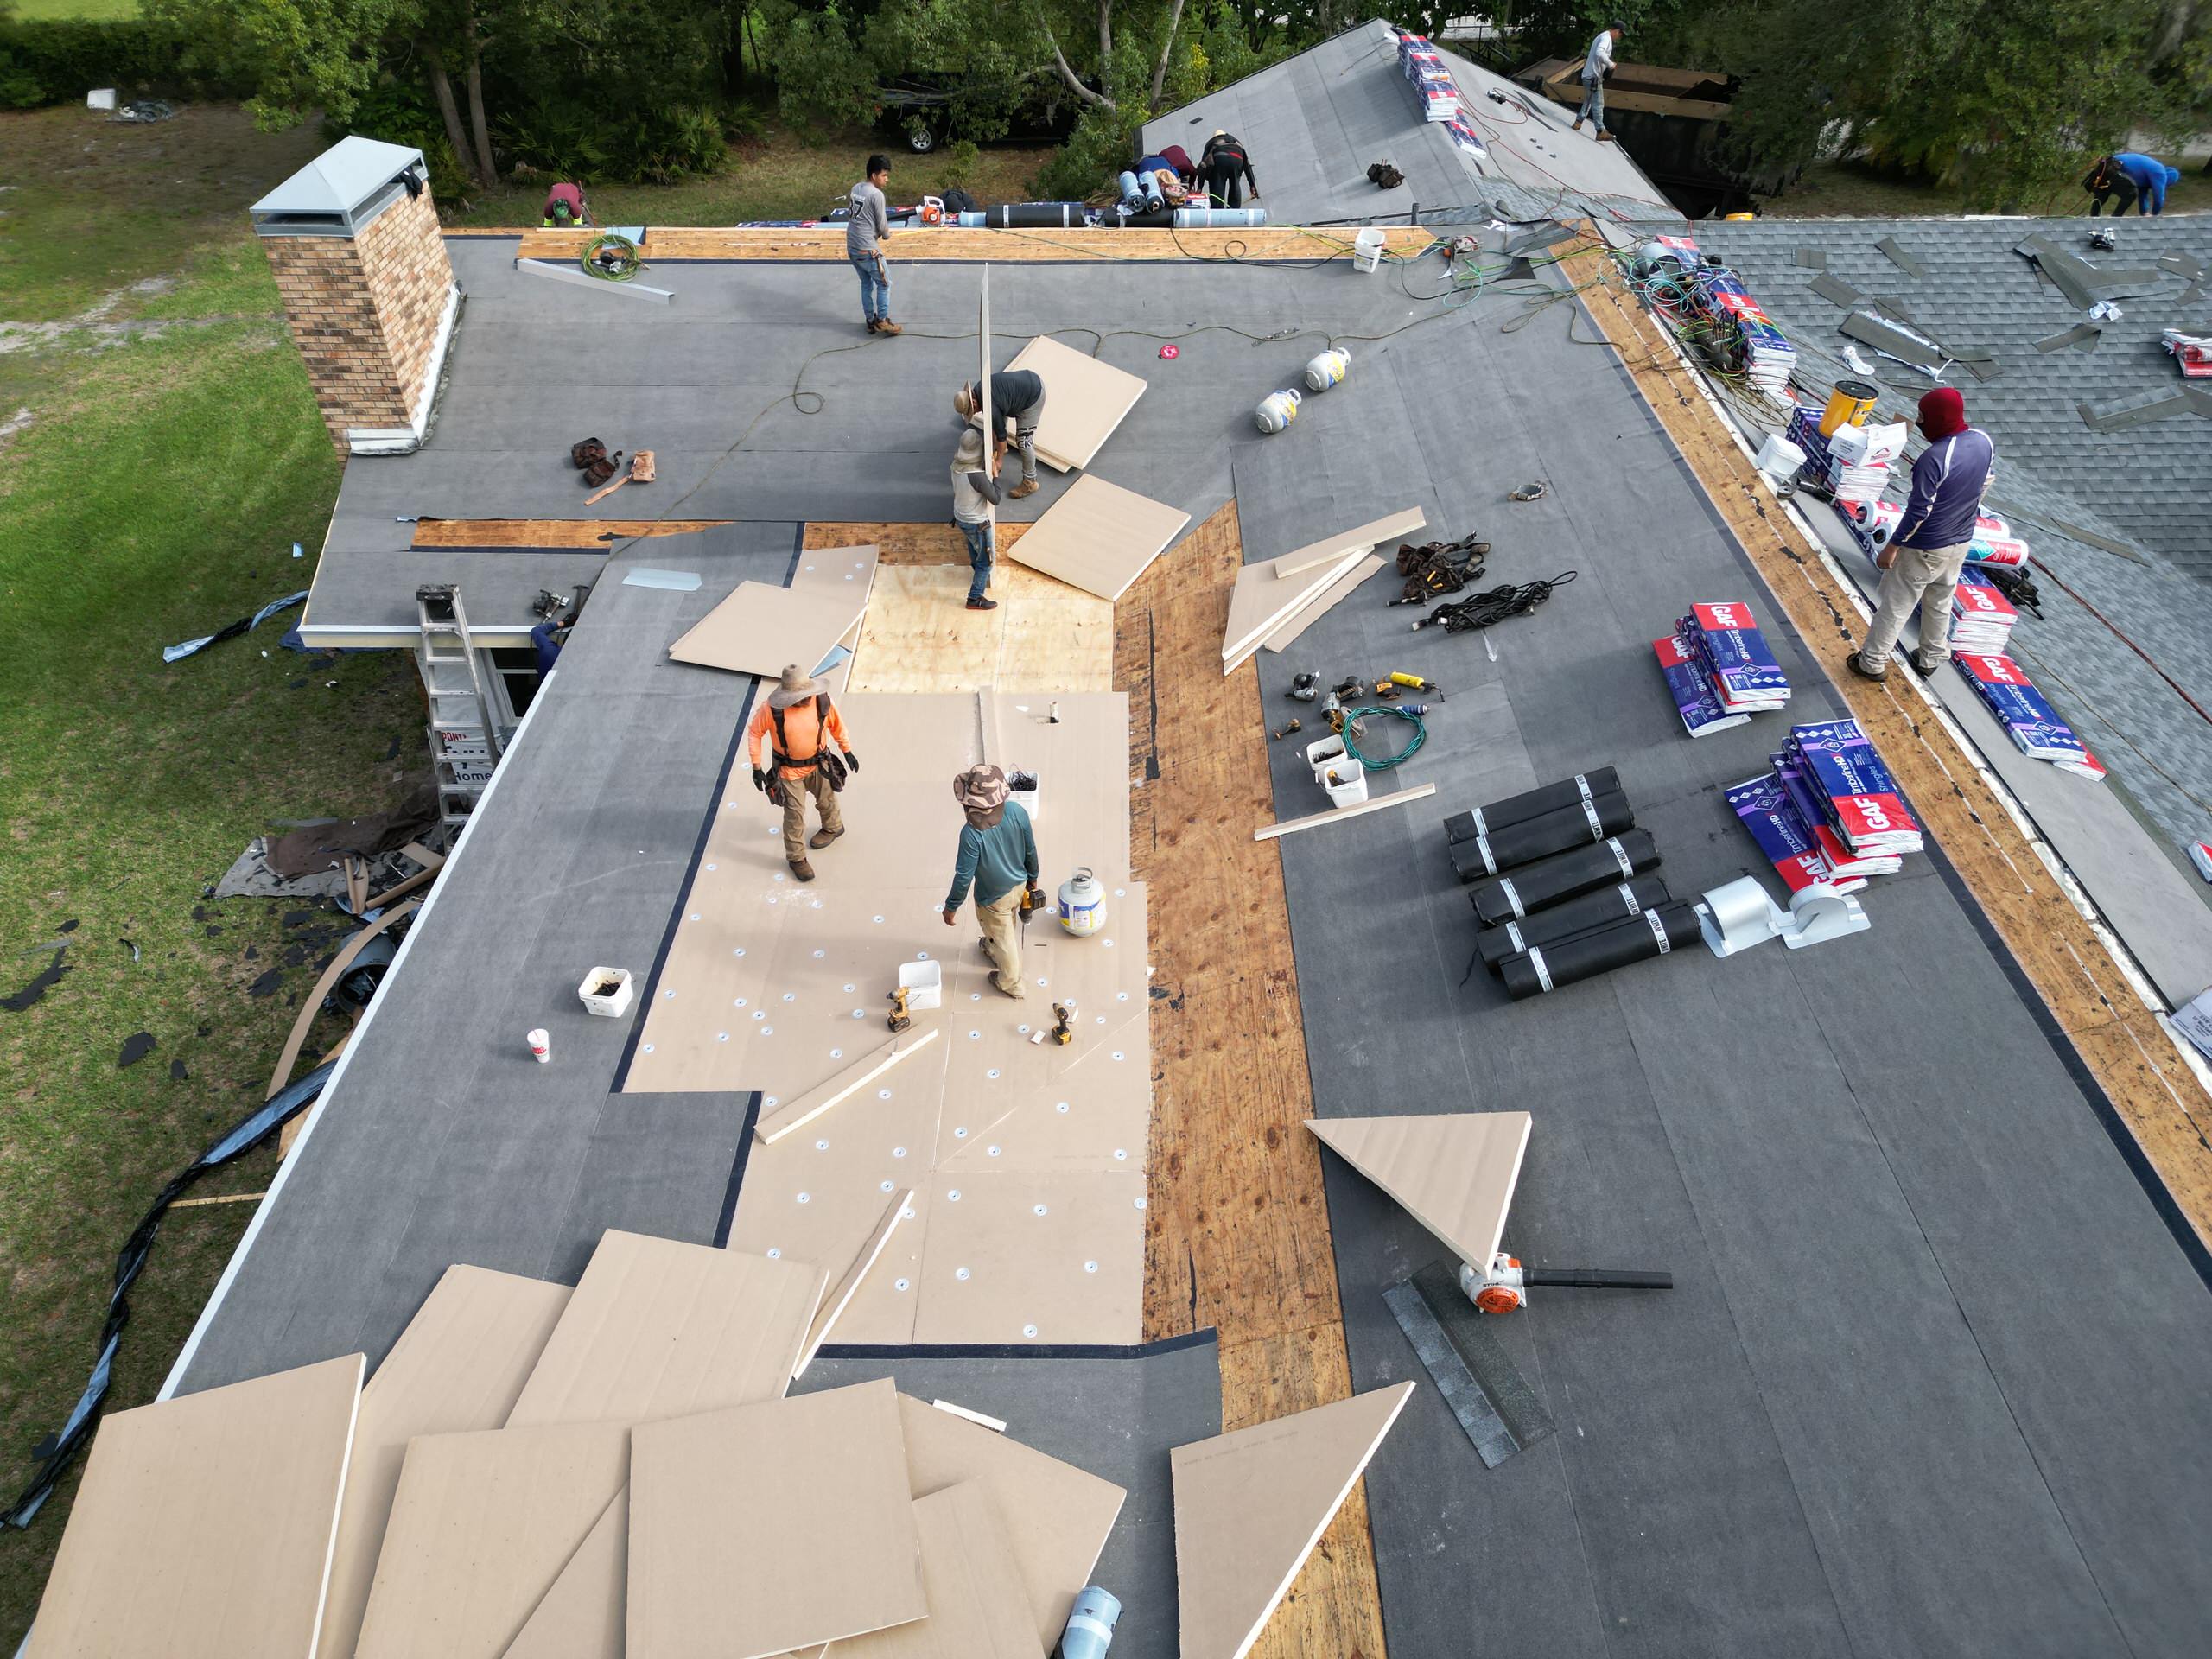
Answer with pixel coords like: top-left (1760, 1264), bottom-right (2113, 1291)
top-left (937, 137), bottom-right (979, 189)
top-left (0, 16), bottom-right (230, 108)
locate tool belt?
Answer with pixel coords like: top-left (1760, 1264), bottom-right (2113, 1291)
top-left (769, 696), bottom-right (848, 795)
top-left (1391, 535), bottom-right (1489, 604)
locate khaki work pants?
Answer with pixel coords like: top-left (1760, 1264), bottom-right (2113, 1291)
top-left (779, 766), bottom-right (842, 865)
top-left (1858, 539), bottom-right (1972, 671)
top-left (975, 884), bottom-right (1027, 997)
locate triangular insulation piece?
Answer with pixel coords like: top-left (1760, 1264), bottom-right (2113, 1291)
top-left (1171, 1383), bottom-right (1416, 1659)
top-left (1306, 1111), bottom-right (1531, 1269)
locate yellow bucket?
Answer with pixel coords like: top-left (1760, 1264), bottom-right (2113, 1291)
top-left (1820, 379), bottom-right (1879, 437)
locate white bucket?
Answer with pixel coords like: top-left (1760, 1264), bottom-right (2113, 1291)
top-left (1305, 734), bottom-right (1369, 807)
top-left (1353, 229), bottom-right (1387, 274)
top-left (579, 967), bottom-right (634, 1018)
top-left (1752, 433), bottom-right (1807, 479)
top-left (1007, 769), bottom-right (1042, 823)
top-left (898, 958), bottom-right (944, 1011)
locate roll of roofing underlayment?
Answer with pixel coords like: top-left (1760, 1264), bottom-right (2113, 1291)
top-left (1445, 768), bottom-right (1623, 846)
top-left (1475, 875), bottom-right (1674, 974)
top-left (1499, 901), bottom-right (1702, 1001)
top-left (1174, 207), bottom-right (1268, 227)
top-left (1449, 790), bottom-right (1637, 884)
top-left (959, 204), bottom-right (1091, 228)
top-left (1465, 830), bottom-right (1661, 927)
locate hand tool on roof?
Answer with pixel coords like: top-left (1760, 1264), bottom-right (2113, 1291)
top-left (1287, 671), bottom-right (1320, 702)
top-left (1270, 719), bottom-right (1302, 740)
top-left (585, 448), bottom-right (655, 505)
top-left (1388, 671), bottom-right (1442, 699)
top-left (886, 986), bottom-right (912, 1033)
top-left (1460, 1252), bottom-right (1673, 1313)
top-left (1049, 1001), bottom-right (1075, 1045)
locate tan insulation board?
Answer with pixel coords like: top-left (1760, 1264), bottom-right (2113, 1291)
top-left (1170, 1383), bottom-right (1417, 1659)
top-left (897, 1395), bottom-right (1124, 1649)
top-left (29, 1353), bottom-right (363, 1659)
top-left (911, 1167), bottom-right (1146, 1345)
top-left (323, 1267), bottom-right (573, 1659)
top-left (1270, 508), bottom-right (1426, 578)
top-left (1254, 781), bottom-right (1437, 840)
top-left (830, 1481), bottom-right (1039, 1659)
top-left (668, 581), bottom-right (869, 677)
top-left (981, 691), bottom-right (1134, 886)
top-left (505, 1230), bottom-right (828, 1429)
top-left (355, 1421), bottom-right (630, 1659)
top-left (1002, 335), bottom-right (1147, 471)
top-left (626, 1379), bottom-right (926, 1659)
top-left (1003, 474), bottom-right (1191, 602)
top-left (1260, 554), bottom-right (1385, 655)
top-left (1306, 1112), bottom-right (1531, 1272)
top-left (1221, 547), bottom-right (1368, 670)
top-left (796, 1185), bottom-right (916, 1375)
top-left (756, 1030), bottom-right (941, 1145)
top-left (500, 1490), bottom-right (626, 1659)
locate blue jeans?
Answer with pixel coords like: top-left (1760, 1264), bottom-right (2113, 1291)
top-left (849, 251), bottom-right (890, 321)
top-left (957, 518), bottom-right (993, 601)
top-left (1579, 75), bottom-right (1605, 133)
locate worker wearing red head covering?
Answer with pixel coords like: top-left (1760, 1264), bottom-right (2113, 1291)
top-left (1850, 387), bottom-right (1995, 681)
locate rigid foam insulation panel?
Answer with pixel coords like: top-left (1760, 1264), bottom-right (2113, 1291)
top-left (1444, 767), bottom-right (1623, 844)
top-left (1465, 829), bottom-right (1660, 926)
top-left (1475, 875), bottom-right (1672, 973)
top-left (1004, 474), bottom-right (1192, 602)
top-left (1499, 899), bottom-right (1702, 1001)
top-left (29, 1354), bottom-right (364, 1659)
top-left (1222, 547), bottom-right (1369, 671)
top-left (830, 1480), bottom-right (1039, 1658)
top-left (1448, 789), bottom-right (1636, 884)
top-left (500, 1489), bottom-right (626, 1659)
top-left (1306, 1113), bottom-right (1532, 1274)
top-left (1269, 507), bottom-right (1427, 578)
top-left (1002, 335), bottom-right (1148, 471)
top-left (626, 1379), bottom-right (927, 1659)
top-left (1259, 554), bottom-right (1385, 656)
top-left (667, 581), bottom-right (868, 677)
top-left (1170, 1383), bottom-right (1417, 1659)
top-left (354, 1421), bottom-right (631, 1659)
top-left (505, 1230), bottom-right (828, 1428)
top-left (321, 1267), bottom-right (572, 1659)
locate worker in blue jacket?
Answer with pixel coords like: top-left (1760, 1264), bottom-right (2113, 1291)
top-left (2112, 152), bottom-right (2182, 215)
top-left (1851, 387), bottom-right (1995, 681)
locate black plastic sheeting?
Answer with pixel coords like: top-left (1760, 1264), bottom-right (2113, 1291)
top-left (1449, 790), bottom-right (1635, 884)
top-left (0, 1058), bottom-right (338, 1529)
top-left (1475, 875), bottom-right (1674, 974)
top-left (1444, 767), bottom-right (1621, 846)
top-left (1466, 830), bottom-right (1660, 928)
top-left (1500, 901), bottom-right (1702, 1001)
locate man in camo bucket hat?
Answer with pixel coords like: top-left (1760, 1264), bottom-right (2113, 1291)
top-left (941, 764), bottom-right (1040, 997)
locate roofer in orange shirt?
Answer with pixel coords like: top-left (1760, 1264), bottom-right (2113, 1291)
top-left (747, 664), bottom-right (859, 881)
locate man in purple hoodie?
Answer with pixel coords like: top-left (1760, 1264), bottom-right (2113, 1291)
top-left (1850, 387), bottom-right (1995, 681)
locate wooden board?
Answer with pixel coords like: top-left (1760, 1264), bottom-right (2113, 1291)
top-left (626, 1379), bottom-right (927, 1659)
top-left (1004, 474), bottom-right (1192, 603)
top-left (505, 1230), bottom-right (828, 1428)
top-left (511, 226), bottom-right (1438, 264)
top-left (1221, 547), bottom-right (1368, 671)
top-left (1306, 1112), bottom-right (1532, 1270)
top-left (1254, 781), bottom-right (1437, 840)
top-left (756, 1030), bottom-right (940, 1145)
top-left (1002, 335), bottom-right (1147, 472)
top-left (355, 1421), bottom-right (630, 1659)
top-left (29, 1354), bottom-right (363, 1659)
top-left (1170, 1384), bottom-right (1416, 1659)
top-left (830, 1481), bottom-right (1038, 1659)
top-left (896, 1394), bottom-right (1125, 1649)
top-left (669, 581), bottom-right (868, 677)
top-left (500, 1491), bottom-right (626, 1659)
top-left (1271, 508), bottom-right (1426, 579)
top-left (1260, 554), bottom-right (1385, 655)
top-left (412, 519), bottom-right (726, 549)
top-left (322, 1267), bottom-right (572, 1659)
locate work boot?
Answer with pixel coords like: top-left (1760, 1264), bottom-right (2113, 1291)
top-left (1597, 131), bottom-right (1616, 144)
top-left (809, 826), bottom-right (844, 850)
top-left (989, 971), bottom-right (1027, 1000)
top-left (1846, 653), bottom-right (1887, 683)
top-left (876, 319), bottom-right (903, 336)
top-left (788, 857), bottom-right (816, 882)
top-left (966, 595), bottom-right (998, 611)
top-left (1909, 651), bottom-right (1945, 678)
top-left (1008, 479), bottom-right (1039, 499)
top-left (865, 318), bottom-right (881, 334)
top-left (1571, 117), bottom-right (1583, 132)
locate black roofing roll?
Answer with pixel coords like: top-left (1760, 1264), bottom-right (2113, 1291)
top-left (988, 202), bottom-right (1090, 228)
top-left (1499, 901), bottom-right (1701, 1001)
top-left (1466, 830), bottom-right (1660, 927)
top-left (1476, 876), bottom-right (1673, 974)
top-left (1450, 790), bottom-right (1636, 884)
top-left (1444, 767), bottom-right (1622, 845)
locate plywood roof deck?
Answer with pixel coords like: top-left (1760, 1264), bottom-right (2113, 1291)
top-left (507, 225), bottom-right (1436, 264)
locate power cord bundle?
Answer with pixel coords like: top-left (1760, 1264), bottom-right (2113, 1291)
top-left (1341, 704), bottom-right (1427, 770)
top-left (1414, 570), bottom-right (1578, 633)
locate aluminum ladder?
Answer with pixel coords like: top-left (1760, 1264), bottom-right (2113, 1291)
top-left (415, 584), bottom-right (505, 826)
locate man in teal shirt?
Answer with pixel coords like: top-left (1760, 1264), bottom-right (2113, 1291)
top-left (941, 764), bottom-right (1040, 998)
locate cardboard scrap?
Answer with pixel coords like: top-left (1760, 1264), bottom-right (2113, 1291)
top-left (626, 1379), bottom-right (926, 1659)
top-left (29, 1354), bottom-right (364, 1659)
top-left (1305, 1111), bottom-right (1532, 1271)
top-left (1170, 1383), bottom-right (1416, 1659)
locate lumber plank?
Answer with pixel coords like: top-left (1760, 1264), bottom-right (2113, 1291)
top-left (755, 1029), bottom-right (940, 1145)
top-left (1255, 782), bottom-right (1438, 841)
top-left (1222, 547), bottom-right (1368, 670)
top-left (1260, 553), bottom-right (1385, 656)
top-left (411, 518), bottom-right (726, 548)
top-left (1272, 508), bottom-right (1426, 578)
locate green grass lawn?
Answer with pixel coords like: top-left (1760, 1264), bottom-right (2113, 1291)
top-left (0, 104), bottom-right (422, 1649)
top-left (5, 0), bottom-right (141, 17)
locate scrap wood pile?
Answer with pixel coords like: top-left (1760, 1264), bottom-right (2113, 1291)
top-left (25, 1227), bottom-right (1416, 1659)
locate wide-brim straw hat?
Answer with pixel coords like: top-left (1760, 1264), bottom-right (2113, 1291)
top-left (768, 664), bottom-right (823, 708)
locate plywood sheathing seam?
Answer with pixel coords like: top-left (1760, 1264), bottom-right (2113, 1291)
top-left (411, 519), bottom-right (728, 549)
top-left (507, 226), bottom-right (1437, 264)
top-left (29, 1354), bottom-right (365, 1659)
top-left (1114, 501), bottom-right (1389, 1657)
top-left (1557, 236), bottom-right (2212, 1253)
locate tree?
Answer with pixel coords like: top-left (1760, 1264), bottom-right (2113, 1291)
top-left (147, 0), bottom-right (408, 130)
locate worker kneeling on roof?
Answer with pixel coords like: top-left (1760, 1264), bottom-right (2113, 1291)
top-left (941, 765), bottom-right (1039, 1000)
top-left (747, 664), bottom-right (859, 882)
top-left (542, 181), bottom-right (592, 227)
top-left (954, 368), bottom-right (1046, 499)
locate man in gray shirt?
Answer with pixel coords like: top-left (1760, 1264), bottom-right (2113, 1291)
top-left (847, 154), bottom-right (900, 336)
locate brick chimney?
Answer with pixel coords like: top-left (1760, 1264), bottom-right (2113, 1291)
top-left (251, 137), bottom-right (461, 454)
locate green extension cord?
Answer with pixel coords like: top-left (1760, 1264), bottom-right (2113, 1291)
top-left (1341, 705), bottom-right (1426, 770)
top-left (582, 232), bottom-right (642, 282)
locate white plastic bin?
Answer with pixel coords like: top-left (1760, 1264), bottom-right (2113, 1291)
top-left (898, 958), bottom-right (944, 1012)
top-left (1304, 734), bottom-right (1370, 807)
top-left (1007, 769), bottom-right (1042, 824)
top-left (1353, 228), bottom-right (1387, 274)
top-left (579, 967), bottom-right (634, 1018)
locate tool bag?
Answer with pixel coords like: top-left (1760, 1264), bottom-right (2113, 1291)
top-left (1392, 536), bottom-right (1489, 602)
top-left (770, 696), bottom-right (849, 791)
top-left (580, 448), bottom-right (624, 488)
top-left (570, 436), bottom-right (608, 470)
top-left (1368, 162), bottom-right (1405, 190)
